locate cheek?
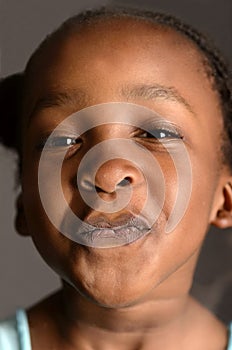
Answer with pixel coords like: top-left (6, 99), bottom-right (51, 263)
top-left (21, 174), bottom-right (77, 286)
top-left (167, 148), bottom-right (218, 252)
top-left (21, 151), bottom-right (67, 270)
top-left (146, 143), bottom-right (218, 280)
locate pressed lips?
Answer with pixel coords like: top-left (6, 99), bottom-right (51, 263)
top-left (75, 214), bottom-right (152, 248)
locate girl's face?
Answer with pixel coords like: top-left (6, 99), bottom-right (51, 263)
top-left (20, 19), bottom-right (230, 307)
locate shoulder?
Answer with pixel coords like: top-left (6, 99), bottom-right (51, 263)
top-left (0, 309), bottom-right (31, 350)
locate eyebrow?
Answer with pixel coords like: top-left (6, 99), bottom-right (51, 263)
top-left (120, 83), bottom-right (195, 115)
top-left (29, 83), bottom-right (195, 121)
top-left (28, 88), bottom-right (91, 120)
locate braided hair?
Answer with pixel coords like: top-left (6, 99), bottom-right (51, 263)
top-left (1, 6), bottom-right (232, 171)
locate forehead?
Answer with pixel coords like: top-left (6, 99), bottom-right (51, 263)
top-left (23, 17), bottom-right (222, 128)
top-left (26, 18), bottom-right (206, 84)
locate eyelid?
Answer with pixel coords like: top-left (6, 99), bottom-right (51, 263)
top-left (141, 119), bottom-right (182, 131)
top-left (137, 119), bottom-right (184, 139)
top-left (36, 133), bottom-right (82, 151)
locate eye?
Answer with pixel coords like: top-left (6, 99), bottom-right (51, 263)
top-left (37, 136), bottom-right (82, 151)
top-left (47, 137), bottom-right (79, 148)
top-left (138, 128), bottom-right (183, 140)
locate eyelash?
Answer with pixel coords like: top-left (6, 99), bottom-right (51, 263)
top-left (138, 128), bottom-right (183, 140)
top-left (37, 136), bottom-right (82, 151)
top-left (135, 120), bottom-right (184, 142)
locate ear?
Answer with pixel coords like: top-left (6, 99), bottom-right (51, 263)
top-left (15, 193), bottom-right (30, 236)
top-left (210, 182), bottom-right (232, 229)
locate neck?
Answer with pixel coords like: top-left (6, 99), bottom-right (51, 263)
top-left (61, 280), bottom-right (190, 331)
top-left (55, 277), bottom-right (193, 350)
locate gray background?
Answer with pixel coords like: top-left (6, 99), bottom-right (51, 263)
top-left (0, 0), bottom-right (232, 321)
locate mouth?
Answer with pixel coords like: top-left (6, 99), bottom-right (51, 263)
top-left (76, 215), bottom-right (152, 248)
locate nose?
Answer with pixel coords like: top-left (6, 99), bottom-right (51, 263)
top-left (79, 158), bottom-right (144, 196)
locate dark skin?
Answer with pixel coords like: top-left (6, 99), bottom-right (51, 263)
top-left (16, 18), bottom-right (232, 349)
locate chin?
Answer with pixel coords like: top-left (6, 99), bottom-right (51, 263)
top-left (61, 237), bottom-right (164, 308)
top-left (79, 286), bottom-right (146, 309)
top-left (65, 272), bottom-right (152, 309)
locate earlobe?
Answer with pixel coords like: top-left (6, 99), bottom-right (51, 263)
top-left (15, 193), bottom-right (30, 236)
top-left (211, 182), bottom-right (232, 229)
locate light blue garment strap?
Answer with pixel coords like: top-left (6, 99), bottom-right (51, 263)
top-left (0, 314), bottom-right (19, 350)
top-left (0, 309), bottom-right (31, 350)
top-left (16, 309), bottom-right (31, 350)
top-left (227, 323), bottom-right (232, 350)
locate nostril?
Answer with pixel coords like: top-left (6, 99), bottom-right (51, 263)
top-left (95, 184), bottom-right (104, 193)
top-left (117, 177), bottom-right (131, 188)
top-left (94, 177), bottom-right (131, 193)
top-left (80, 175), bottom-right (132, 193)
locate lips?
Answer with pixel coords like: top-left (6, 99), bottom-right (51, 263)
top-left (75, 214), bottom-right (151, 248)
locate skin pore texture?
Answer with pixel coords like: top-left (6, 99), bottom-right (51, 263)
top-left (16, 18), bottom-right (232, 349)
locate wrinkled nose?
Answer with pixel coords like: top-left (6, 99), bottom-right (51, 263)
top-left (79, 158), bottom-right (144, 196)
